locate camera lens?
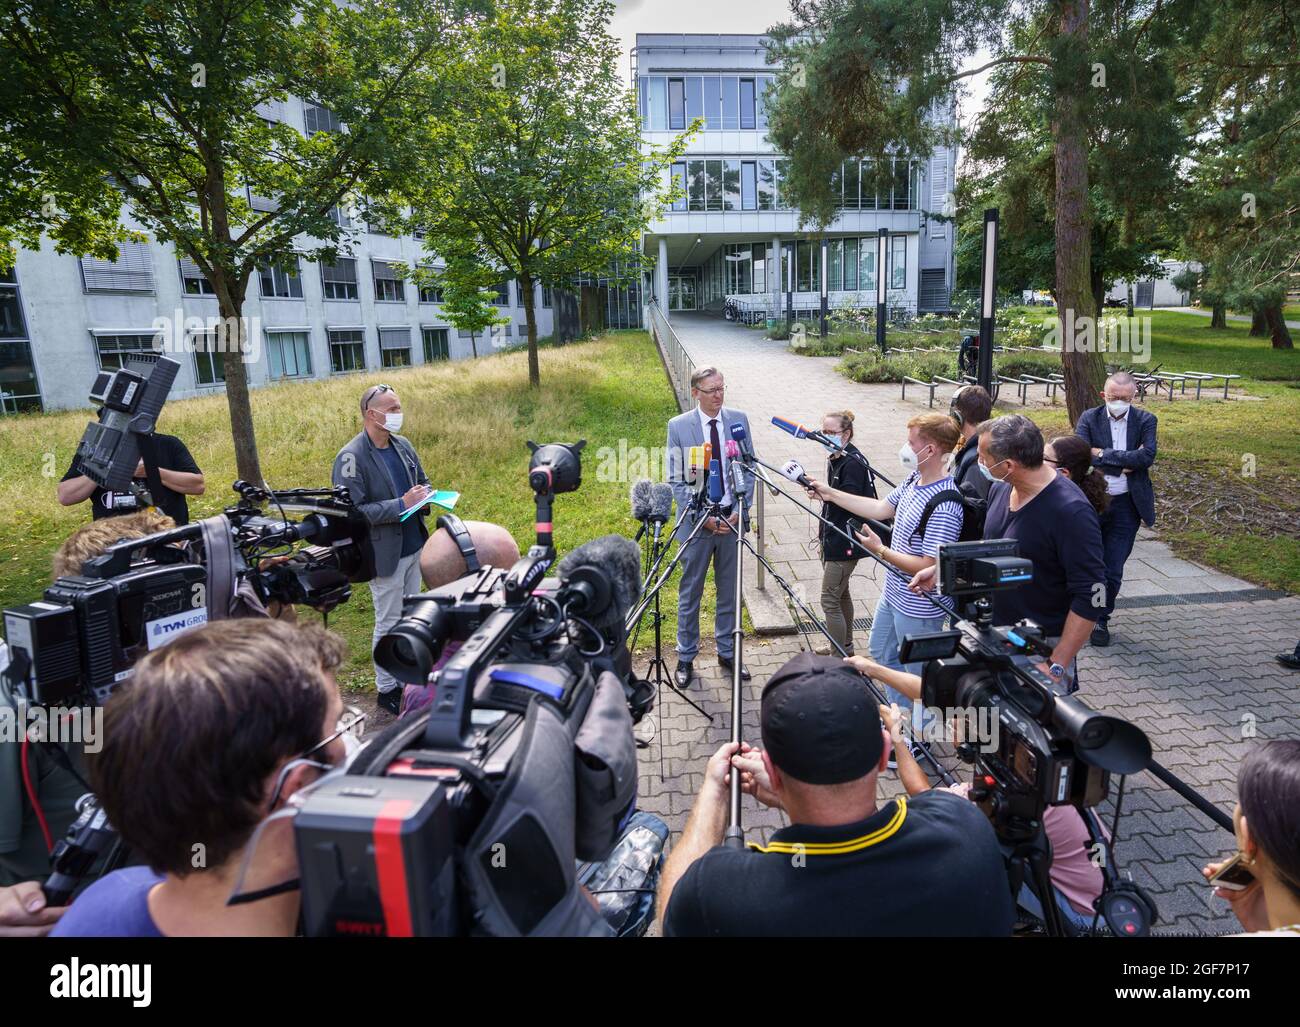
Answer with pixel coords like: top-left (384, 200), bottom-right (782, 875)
top-left (373, 601), bottom-right (449, 684)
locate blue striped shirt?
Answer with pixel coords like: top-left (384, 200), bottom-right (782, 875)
top-left (882, 473), bottom-right (964, 618)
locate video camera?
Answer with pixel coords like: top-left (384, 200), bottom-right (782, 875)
top-left (899, 539), bottom-right (1155, 935)
top-left (292, 441), bottom-right (656, 937)
top-left (2, 481), bottom-right (374, 707)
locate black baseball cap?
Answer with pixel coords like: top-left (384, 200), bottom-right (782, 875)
top-left (760, 652), bottom-right (885, 785)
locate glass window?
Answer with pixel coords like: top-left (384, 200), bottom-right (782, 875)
top-left (830, 162), bottom-right (843, 210)
top-left (373, 261), bottom-right (405, 302)
top-left (541, 285), bottom-right (552, 309)
top-left (859, 240), bottom-right (877, 295)
top-left (327, 205), bottom-right (353, 229)
top-left (648, 77), bottom-right (667, 130)
top-left (723, 159), bottom-right (741, 211)
top-left (668, 79), bottom-right (685, 131)
top-left (739, 79), bottom-right (756, 129)
top-left (796, 240), bottom-right (812, 292)
top-left (303, 102), bottom-right (342, 135)
top-left (192, 333), bottom-right (227, 386)
top-left (259, 257), bottom-right (303, 299)
top-left (702, 77), bottom-right (721, 130)
top-left (322, 258), bottom-right (359, 300)
top-left (721, 77), bottom-right (739, 129)
top-left (94, 333), bottom-right (157, 371)
top-left (892, 158), bottom-right (910, 210)
top-left (80, 241), bottom-right (153, 293)
top-left (179, 258), bottom-right (216, 296)
top-left (328, 329), bottom-right (366, 373)
top-left (891, 235), bottom-right (907, 290)
top-left (861, 160), bottom-right (877, 210)
top-left (684, 77), bottom-right (703, 125)
top-left (671, 162), bottom-right (687, 212)
top-left (829, 240), bottom-right (842, 292)
top-left (705, 159), bottom-right (723, 211)
top-left (741, 161), bottom-right (757, 211)
top-left (758, 159), bottom-right (776, 211)
top-left (688, 160), bottom-right (707, 212)
top-left (0, 272), bottom-right (26, 339)
top-left (489, 282), bottom-right (509, 305)
top-left (842, 160), bottom-right (860, 210)
top-left (422, 327), bottom-right (449, 362)
top-left (843, 237), bottom-right (859, 290)
top-left (419, 279), bottom-right (444, 304)
top-left (756, 75), bottom-right (772, 131)
top-left (267, 330), bottom-right (312, 379)
top-left (380, 327), bottom-right (411, 368)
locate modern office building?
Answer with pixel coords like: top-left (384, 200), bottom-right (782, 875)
top-left (635, 33), bottom-right (958, 321)
top-left (0, 95), bottom-right (556, 414)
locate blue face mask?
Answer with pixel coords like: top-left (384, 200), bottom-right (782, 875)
top-left (825, 434), bottom-right (843, 450)
top-left (978, 459), bottom-right (1006, 483)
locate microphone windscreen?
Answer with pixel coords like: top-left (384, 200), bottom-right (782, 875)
top-left (630, 478), bottom-right (652, 520)
top-left (729, 421), bottom-right (750, 448)
top-left (725, 439), bottom-right (739, 459)
top-left (649, 482), bottom-right (674, 522)
top-left (771, 416), bottom-right (808, 439)
top-left (780, 459), bottom-right (807, 483)
top-left (558, 534), bottom-right (643, 639)
top-left (707, 459), bottom-right (723, 502)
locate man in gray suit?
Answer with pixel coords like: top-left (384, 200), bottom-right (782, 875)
top-left (332, 383), bottom-right (433, 714)
top-left (667, 366), bottom-right (756, 687)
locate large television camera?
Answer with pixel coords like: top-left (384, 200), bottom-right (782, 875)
top-left (899, 539), bottom-right (1156, 936)
top-left (2, 481), bottom-right (374, 707)
top-left (292, 441), bottom-right (657, 937)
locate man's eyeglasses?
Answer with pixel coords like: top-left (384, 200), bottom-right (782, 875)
top-left (364, 384), bottom-right (394, 411)
top-left (304, 705), bottom-right (368, 760)
top-left (696, 384), bottom-right (726, 396)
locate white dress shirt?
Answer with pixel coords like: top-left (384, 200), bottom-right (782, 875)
top-left (696, 405), bottom-right (735, 507)
top-left (1104, 411), bottom-right (1130, 495)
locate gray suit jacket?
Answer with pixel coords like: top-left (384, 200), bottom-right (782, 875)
top-left (667, 406), bottom-right (757, 535)
top-left (331, 430), bottom-right (432, 577)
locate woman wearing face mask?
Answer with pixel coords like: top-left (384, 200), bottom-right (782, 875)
top-left (813, 410), bottom-right (875, 655)
top-left (808, 413), bottom-right (964, 763)
top-left (1044, 435), bottom-right (1110, 519)
top-left (1202, 740), bottom-right (1300, 936)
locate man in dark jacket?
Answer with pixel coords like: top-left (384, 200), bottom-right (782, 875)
top-left (1074, 372), bottom-right (1157, 647)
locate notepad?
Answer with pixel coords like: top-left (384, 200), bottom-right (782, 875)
top-left (399, 489), bottom-right (460, 521)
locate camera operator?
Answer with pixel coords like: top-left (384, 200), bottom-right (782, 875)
top-left (1202, 740), bottom-right (1300, 936)
top-left (807, 413), bottom-right (964, 753)
top-left (909, 415), bottom-right (1105, 691)
top-left (400, 518), bottom-right (522, 717)
top-left (333, 384), bottom-right (434, 715)
top-left (51, 619), bottom-right (352, 937)
top-left (1, 510), bottom-right (176, 890)
top-left (657, 652), bottom-right (1014, 936)
top-left (857, 663), bottom-right (1109, 931)
top-left (949, 385), bottom-right (994, 500)
top-left (815, 409), bottom-right (872, 656)
top-left (57, 429), bottom-right (204, 525)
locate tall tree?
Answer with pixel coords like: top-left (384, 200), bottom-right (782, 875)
top-left (0, 0), bottom-right (469, 482)
top-left (402, 0), bottom-right (686, 388)
top-left (427, 257), bottom-right (512, 358)
top-left (765, 0), bottom-right (1197, 423)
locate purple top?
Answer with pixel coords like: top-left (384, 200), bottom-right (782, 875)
top-left (50, 865), bottom-right (165, 937)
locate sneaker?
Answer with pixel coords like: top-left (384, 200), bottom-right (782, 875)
top-left (1277, 651), bottom-right (1300, 671)
top-left (377, 688), bottom-right (402, 716)
top-left (1090, 623), bottom-right (1111, 647)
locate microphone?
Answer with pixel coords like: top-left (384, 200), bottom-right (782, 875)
top-left (630, 478), bottom-right (652, 541)
top-left (707, 459), bottom-right (723, 504)
top-left (780, 459), bottom-right (813, 488)
top-left (724, 439), bottom-right (740, 460)
top-left (772, 415), bottom-right (835, 449)
top-left (690, 442), bottom-right (713, 498)
top-left (557, 535), bottom-right (643, 644)
top-left (648, 482), bottom-right (674, 525)
top-left (729, 421), bottom-right (755, 462)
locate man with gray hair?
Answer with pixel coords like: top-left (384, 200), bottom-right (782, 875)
top-left (332, 383), bottom-right (433, 714)
top-left (666, 366), bottom-right (756, 687)
top-left (1074, 371), bottom-right (1158, 646)
top-left (909, 414), bottom-right (1106, 690)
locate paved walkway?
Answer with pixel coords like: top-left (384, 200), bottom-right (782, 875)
top-left (1170, 306), bottom-right (1300, 330)
top-left (634, 311), bottom-right (1300, 935)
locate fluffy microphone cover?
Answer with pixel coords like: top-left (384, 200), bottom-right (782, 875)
top-left (558, 534), bottom-right (643, 634)
top-left (630, 478), bottom-right (652, 520)
top-left (649, 482), bottom-right (675, 522)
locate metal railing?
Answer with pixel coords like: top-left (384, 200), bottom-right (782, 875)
top-left (647, 299), bottom-right (695, 412)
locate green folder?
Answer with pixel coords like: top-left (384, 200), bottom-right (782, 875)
top-left (399, 488), bottom-right (460, 521)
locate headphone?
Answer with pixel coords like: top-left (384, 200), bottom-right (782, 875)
top-left (949, 386), bottom-right (968, 427)
top-left (435, 513), bottom-right (481, 573)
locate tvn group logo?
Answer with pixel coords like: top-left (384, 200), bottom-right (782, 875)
top-left (145, 608), bottom-right (208, 651)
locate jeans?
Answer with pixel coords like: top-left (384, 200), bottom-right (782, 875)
top-left (868, 594), bottom-right (946, 739)
top-left (369, 551), bottom-right (423, 694)
top-left (1099, 491), bottom-right (1141, 624)
top-left (1017, 882), bottom-right (1102, 933)
top-left (820, 559), bottom-right (860, 655)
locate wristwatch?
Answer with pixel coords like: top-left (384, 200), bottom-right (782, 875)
top-left (1047, 662), bottom-right (1067, 679)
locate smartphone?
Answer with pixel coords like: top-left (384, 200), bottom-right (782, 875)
top-left (1208, 852), bottom-right (1256, 891)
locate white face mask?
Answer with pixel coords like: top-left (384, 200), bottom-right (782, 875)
top-left (382, 411), bottom-right (404, 433)
top-left (1106, 399), bottom-right (1130, 418)
top-left (899, 442), bottom-right (930, 471)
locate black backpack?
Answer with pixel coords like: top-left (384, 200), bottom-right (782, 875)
top-left (913, 482), bottom-right (986, 544)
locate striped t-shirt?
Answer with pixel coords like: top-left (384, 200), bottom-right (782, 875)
top-left (881, 472), bottom-right (964, 618)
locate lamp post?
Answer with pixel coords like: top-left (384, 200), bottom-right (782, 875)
top-left (820, 237), bottom-right (829, 338)
top-left (875, 227), bottom-right (888, 354)
top-left (977, 208), bottom-right (999, 392)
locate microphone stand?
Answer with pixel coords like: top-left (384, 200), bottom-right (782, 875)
top-left (724, 460), bottom-right (748, 849)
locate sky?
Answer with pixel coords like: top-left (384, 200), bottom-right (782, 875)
top-left (609, 0), bottom-right (994, 134)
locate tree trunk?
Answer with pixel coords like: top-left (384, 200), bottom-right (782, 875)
top-left (521, 272), bottom-right (540, 387)
top-left (1264, 303), bottom-right (1294, 349)
top-left (521, 271), bottom-right (540, 387)
top-left (1090, 266), bottom-right (1106, 323)
top-left (1210, 302), bottom-right (1226, 329)
top-left (213, 276), bottom-right (263, 486)
top-left (1249, 309), bottom-right (1268, 337)
top-left (470, 332), bottom-right (478, 358)
top-left (1052, 0), bottom-right (1107, 426)
top-left (1126, 283), bottom-right (1134, 319)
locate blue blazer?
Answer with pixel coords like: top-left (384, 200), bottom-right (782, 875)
top-left (1075, 404), bottom-right (1158, 526)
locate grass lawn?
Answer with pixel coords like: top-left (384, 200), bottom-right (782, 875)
top-left (0, 330), bottom-right (698, 694)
